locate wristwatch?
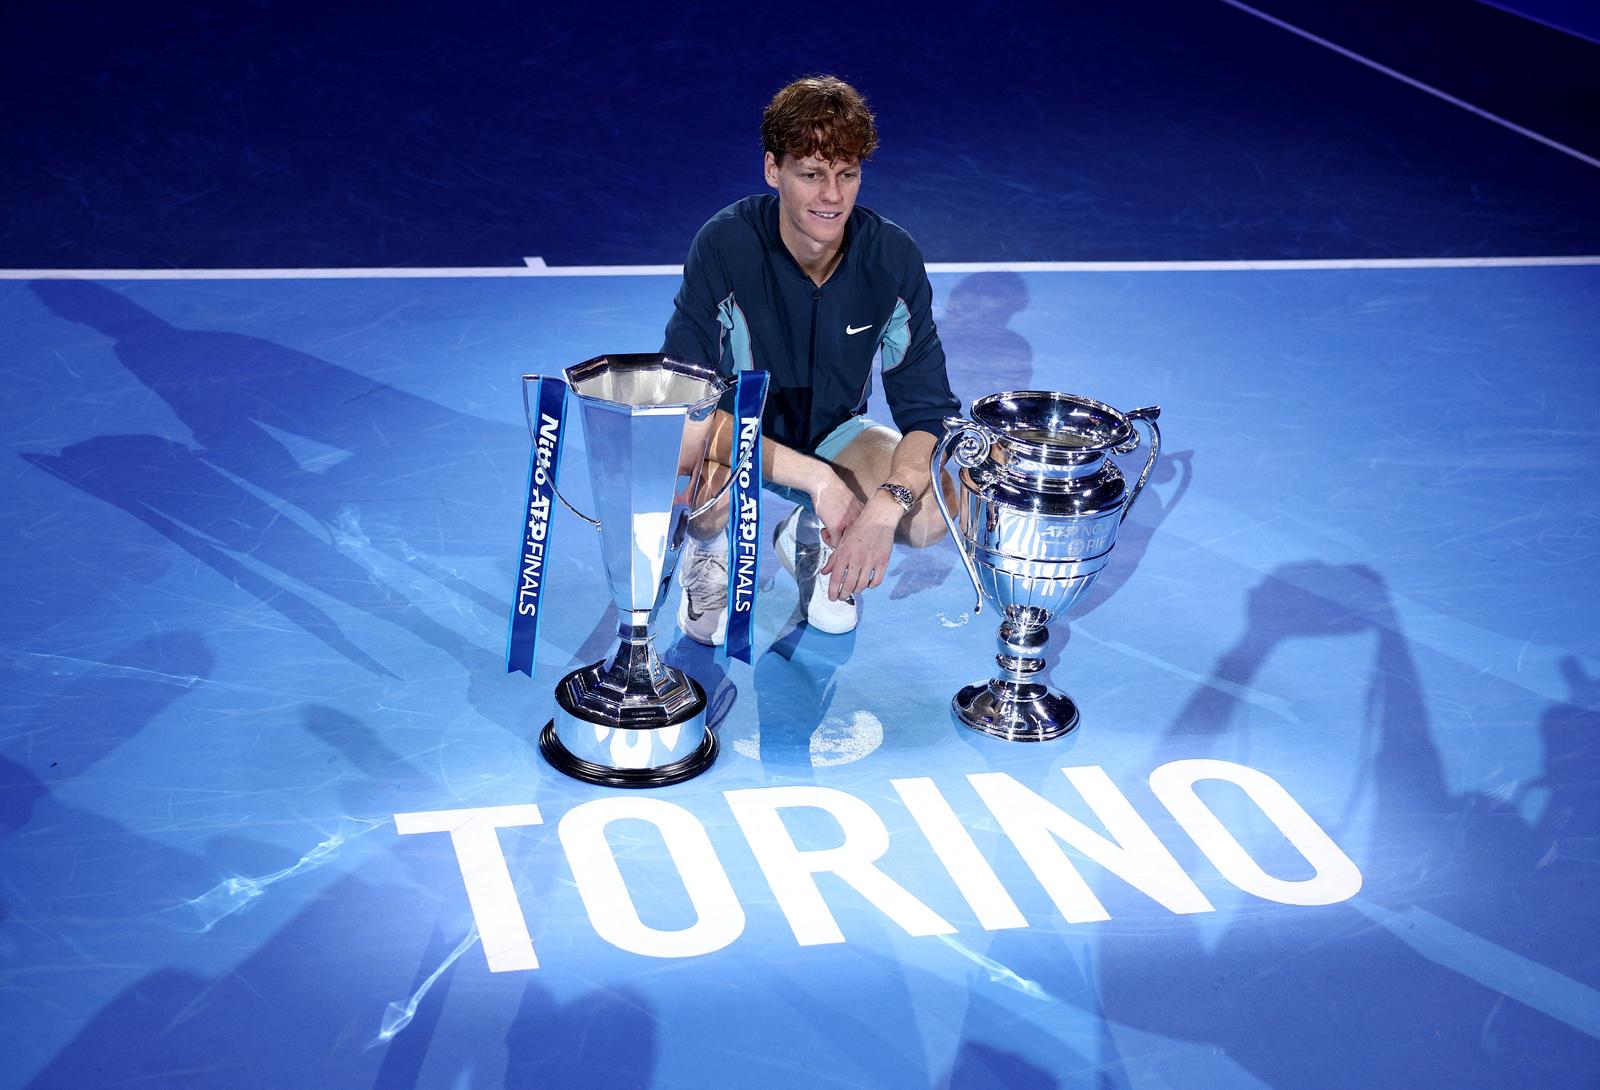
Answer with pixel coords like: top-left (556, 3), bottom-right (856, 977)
top-left (877, 482), bottom-right (915, 513)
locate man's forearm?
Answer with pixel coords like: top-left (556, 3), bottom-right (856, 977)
top-left (878, 429), bottom-right (937, 501)
top-left (763, 433), bottom-right (834, 497)
top-left (704, 409), bottom-right (834, 498)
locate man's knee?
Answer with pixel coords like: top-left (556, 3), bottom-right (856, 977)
top-left (897, 471), bottom-right (959, 548)
top-left (901, 508), bottom-right (948, 548)
top-left (688, 459), bottom-right (733, 538)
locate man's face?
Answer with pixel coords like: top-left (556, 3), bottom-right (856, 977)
top-left (765, 152), bottom-right (862, 252)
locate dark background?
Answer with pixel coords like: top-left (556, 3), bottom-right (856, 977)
top-left (3, 0), bottom-right (1598, 268)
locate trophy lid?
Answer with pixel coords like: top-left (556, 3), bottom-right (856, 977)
top-left (564, 353), bottom-right (730, 416)
top-left (971, 391), bottom-right (1135, 462)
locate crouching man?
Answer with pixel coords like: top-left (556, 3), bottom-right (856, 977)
top-left (663, 74), bottom-right (960, 643)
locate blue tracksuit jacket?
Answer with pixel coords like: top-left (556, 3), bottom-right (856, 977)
top-left (661, 195), bottom-right (959, 455)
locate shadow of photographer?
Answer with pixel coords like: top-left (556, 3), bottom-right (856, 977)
top-left (1091, 561), bottom-right (1600, 1087)
top-left (27, 280), bottom-right (523, 679)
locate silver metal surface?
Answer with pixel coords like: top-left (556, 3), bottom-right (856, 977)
top-left (953, 682), bottom-right (1080, 742)
top-left (547, 710), bottom-right (712, 772)
top-left (528, 353), bottom-right (740, 786)
top-left (563, 353), bottom-right (727, 627)
top-left (550, 627), bottom-right (712, 770)
top-left (932, 391), bottom-right (1162, 742)
top-left (557, 623), bottom-right (705, 725)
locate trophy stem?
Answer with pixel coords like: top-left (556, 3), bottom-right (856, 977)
top-left (605, 622), bottom-right (676, 700)
top-left (541, 619), bottom-right (715, 787)
top-left (953, 616), bottom-right (1080, 742)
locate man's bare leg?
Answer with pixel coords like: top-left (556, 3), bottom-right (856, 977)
top-left (826, 425), bottom-right (958, 547)
top-left (685, 412), bottom-right (737, 541)
top-left (677, 417), bottom-right (738, 645)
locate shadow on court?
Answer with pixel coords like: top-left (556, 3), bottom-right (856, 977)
top-left (1087, 561), bottom-right (1600, 1088)
top-left (24, 280), bottom-right (520, 681)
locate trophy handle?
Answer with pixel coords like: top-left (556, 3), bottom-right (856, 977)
top-left (687, 416), bottom-right (759, 521)
top-left (521, 375), bottom-right (601, 529)
top-left (931, 415), bottom-right (992, 614)
top-left (1118, 405), bottom-right (1162, 524)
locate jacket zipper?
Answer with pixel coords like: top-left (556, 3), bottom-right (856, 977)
top-left (806, 285), bottom-right (821, 440)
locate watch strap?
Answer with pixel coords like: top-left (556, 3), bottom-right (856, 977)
top-left (877, 482), bottom-right (915, 512)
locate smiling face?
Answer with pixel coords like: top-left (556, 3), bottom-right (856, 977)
top-left (765, 151), bottom-right (861, 263)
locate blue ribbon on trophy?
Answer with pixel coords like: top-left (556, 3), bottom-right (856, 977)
top-left (724, 369), bottom-right (769, 664)
top-left (506, 375), bottom-right (569, 676)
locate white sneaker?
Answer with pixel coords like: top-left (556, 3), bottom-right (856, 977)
top-left (774, 506), bottom-right (860, 635)
top-left (676, 534), bottom-right (730, 646)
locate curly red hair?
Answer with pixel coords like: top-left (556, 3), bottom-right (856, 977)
top-left (761, 75), bottom-right (879, 165)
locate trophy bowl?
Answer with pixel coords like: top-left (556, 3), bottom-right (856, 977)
top-left (931, 392), bottom-right (1161, 741)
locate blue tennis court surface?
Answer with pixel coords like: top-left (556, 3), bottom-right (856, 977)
top-left (7, 0), bottom-right (1600, 1083)
top-left (4, 262), bottom-right (1597, 1087)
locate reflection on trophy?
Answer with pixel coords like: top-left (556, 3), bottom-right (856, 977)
top-left (530, 353), bottom-right (752, 787)
top-left (932, 392), bottom-right (1161, 741)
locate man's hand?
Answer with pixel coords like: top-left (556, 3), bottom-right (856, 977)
top-left (820, 492), bottom-right (900, 600)
top-left (809, 467), bottom-right (861, 548)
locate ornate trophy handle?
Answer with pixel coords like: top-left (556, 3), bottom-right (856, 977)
top-left (521, 375), bottom-right (601, 528)
top-left (687, 416), bottom-right (759, 521)
top-left (931, 415), bottom-right (994, 614)
top-left (1117, 405), bottom-right (1162, 524)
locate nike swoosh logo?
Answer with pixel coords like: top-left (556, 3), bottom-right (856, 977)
top-left (846, 324), bottom-right (873, 335)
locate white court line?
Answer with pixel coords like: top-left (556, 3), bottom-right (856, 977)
top-left (1476, 0), bottom-right (1600, 47)
top-left (3, 255), bottom-right (1600, 280)
top-left (925, 256), bottom-right (1600, 272)
top-left (1218, 0), bottom-right (1600, 170)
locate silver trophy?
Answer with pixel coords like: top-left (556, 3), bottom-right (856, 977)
top-left (532, 353), bottom-right (749, 787)
top-left (931, 392), bottom-right (1161, 741)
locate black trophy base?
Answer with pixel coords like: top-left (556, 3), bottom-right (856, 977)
top-left (539, 720), bottom-right (719, 788)
top-left (953, 680), bottom-right (1080, 742)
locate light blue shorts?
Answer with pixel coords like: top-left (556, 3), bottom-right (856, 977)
top-left (764, 414), bottom-right (884, 511)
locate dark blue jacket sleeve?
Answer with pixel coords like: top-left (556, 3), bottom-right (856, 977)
top-left (881, 240), bottom-right (960, 440)
top-left (662, 224), bottom-right (732, 376)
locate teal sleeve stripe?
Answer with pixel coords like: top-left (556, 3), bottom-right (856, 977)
top-left (878, 297), bottom-right (911, 374)
top-left (717, 292), bottom-right (755, 373)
